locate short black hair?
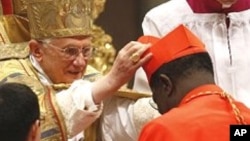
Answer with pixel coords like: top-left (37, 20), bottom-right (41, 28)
top-left (150, 53), bottom-right (214, 88)
top-left (0, 83), bottom-right (40, 141)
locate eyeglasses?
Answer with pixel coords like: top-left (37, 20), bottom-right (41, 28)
top-left (41, 41), bottom-right (93, 60)
top-left (149, 98), bottom-right (158, 110)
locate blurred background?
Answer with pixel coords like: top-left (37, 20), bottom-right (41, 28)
top-left (93, 0), bottom-right (167, 87)
top-left (95, 0), bottom-right (166, 51)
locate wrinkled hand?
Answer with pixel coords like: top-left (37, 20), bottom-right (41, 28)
top-left (91, 41), bottom-right (152, 104)
top-left (107, 41), bottom-right (152, 89)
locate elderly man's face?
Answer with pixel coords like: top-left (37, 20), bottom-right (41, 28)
top-left (33, 36), bottom-right (93, 84)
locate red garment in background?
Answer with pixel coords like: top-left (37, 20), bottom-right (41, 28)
top-left (187, 0), bottom-right (250, 13)
top-left (1, 0), bottom-right (13, 14)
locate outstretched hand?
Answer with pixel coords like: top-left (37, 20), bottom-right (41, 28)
top-left (107, 41), bottom-right (152, 88)
top-left (91, 41), bottom-right (152, 104)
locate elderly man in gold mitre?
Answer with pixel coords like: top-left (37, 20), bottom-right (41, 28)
top-left (0, 0), bottom-right (159, 141)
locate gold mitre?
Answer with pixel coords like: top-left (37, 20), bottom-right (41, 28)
top-left (27, 0), bottom-right (93, 39)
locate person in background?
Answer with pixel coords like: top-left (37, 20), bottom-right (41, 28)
top-left (0, 0), bottom-right (151, 140)
top-left (133, 0), bottom-right (250, 108)
top-left (0, 82), bottom-right (40, 141)
top-left (138, 24), bottom-right (250, 141)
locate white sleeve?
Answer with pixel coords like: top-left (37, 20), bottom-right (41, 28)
top-left (132, 97), bottom-right (160, 134)
top-left (55, 79), bottom-right (103, 138)
top-left (100, 96), bottom-right (160, 141)
top-left (133, 67), bottom-right (152, 93)
top-left (101, 96), bottom-right (137, 141)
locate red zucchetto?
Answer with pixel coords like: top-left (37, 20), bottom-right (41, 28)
top-left (138, 24), bottom-right (207, 82)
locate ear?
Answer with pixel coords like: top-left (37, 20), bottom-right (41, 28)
top-left (29, 39), bottom-right (43, 61)
top-left (27, 120), bottom-right (41, 141)
top-left (159, 74), bottom-right (173, 97)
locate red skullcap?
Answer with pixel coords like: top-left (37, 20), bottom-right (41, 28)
top-left (138, 25), bottom-right (207, 82)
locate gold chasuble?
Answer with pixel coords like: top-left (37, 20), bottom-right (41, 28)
top-left (0, 44), bottom-right (102, 141)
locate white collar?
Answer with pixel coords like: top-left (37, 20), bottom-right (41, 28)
top-left (29, 55), bottom-right (53, 85)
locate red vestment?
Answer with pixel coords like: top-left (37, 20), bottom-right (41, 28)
top-left (139, 84), bottom-right (250, 141)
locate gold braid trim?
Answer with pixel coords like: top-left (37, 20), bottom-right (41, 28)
top-left (84, 119), bottom-right (100, 141)
top-left (46, 86), bottom-right (68, 141)
top-left (220, 91), bottom-right (247, 125)
top-left (184, 91), bottom-right (246, 125)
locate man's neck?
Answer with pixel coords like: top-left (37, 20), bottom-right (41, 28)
top-left (176, 71), bottom-right (215, 98)
top-left (187, 0), bottom-right (250, 13)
